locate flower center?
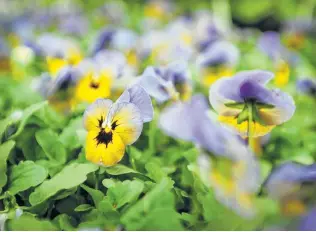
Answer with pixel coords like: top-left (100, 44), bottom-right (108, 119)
top-left (90, 81), bottom-right (100, 89)
top-left (95, 117), bottom-right (119, 148)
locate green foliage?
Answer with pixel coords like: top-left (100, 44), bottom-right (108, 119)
top-left (7, 213), bottom-right (58, 231)
top-left (7, 161), bottom-right (48, 195)
top-left (29, 163), bottom-right (98, 206)
top-left (0, 141), bottom-right (15, 194)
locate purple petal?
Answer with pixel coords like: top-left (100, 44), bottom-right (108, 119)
top-left (197, 40), bottom-right (240, 68)
top-left (300, 208), bottom-right (316, 231)
top-left (257, 31), bottom-right (282, 59)
top-left (117, 85), bottom-right (154, 123)
top-left (209, 70), bottom-right (274, 116)
top-left (91, 28), bottom-right (115, 55)
top-left (264, 162), bottom-right (316, 199)
top-left (239, 80), bottom-right (272, 102)
top-left (159, 94), bottom-right (208, 141)
top-left (137, 67), bottom-right (171, 103)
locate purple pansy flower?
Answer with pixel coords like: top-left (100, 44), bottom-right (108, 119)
top-left (258, 31), bottom-right (298, 65)
top-left (209, 70), bottom-right (295, 137)
top-left (197, 40), bottom-right (240, 68)
top-left (136, 61), bottom-right (192, 103)
top-left (44, 66), bottom-right (80, 98)
top-left (36, 34), bottom-right (82, 60)
top-left (264, 162), bottom-right (316, 217)
top-left (159, 94), bottom-right (260, 217)
top-left (264, 162), bottom-right (316, 200)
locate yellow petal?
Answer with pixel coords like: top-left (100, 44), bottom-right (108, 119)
top-left (67, 49), bottom-right (82, 66)
top-left (83, 98), bottom-right (113, 131)
top-left (86, 130), bottom-right (125, 166)
top-left (47, 56), bottom-right (68, 77)
top-left (108, 103), bottom-right (143, 145)
top-left (274, 61), bottom-right (290, 87)
top-left (282, 199), bottom-right (306, 216)
top-left (75, 73), bottom-right (112, 104)
top-left (203, 67), bottom-right (233, 87)
top-left (218, 115), bottom-right (275, 137)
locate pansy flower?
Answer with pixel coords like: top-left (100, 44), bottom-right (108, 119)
top-left (196, 40), bottom-right (240, 87)
top-left (159, 94), bottom-right (260, 217)
top-left (36, 34), bottom-right (83, 77)
top-left (282, 19), bottom-right (314, 50)
top-left (264, 162), bottom-right (316, 216)
top-left (83, 85), bottom-right (153, 166)
top-left (209, 70), bottom-right (295, 138)
top-left (110, 28), bottom-right (140, 70)
top-left (193, 10), bottom-right (225, 51)
top-left (73, 58), bottom-right (112, 104)
top-left (136, 61), bottom-right (192, 103)
top-left (142, 0), bottom-right (174, 29)
top-left (258, 31), bottom-right (298, 87)
top-left (37, 66), bottom-right (80, 113)
top-left (139, 26), bottom-right (194, 65)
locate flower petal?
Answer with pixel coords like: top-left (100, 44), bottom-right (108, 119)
top-left (107, 102), bottom-right (143, 145)
top-left (197, 40), bottom-right (240, 68)
top-left (264, 162), bottom-right (316, 199)
top-left (259, 89), bottom-right (295, 125)
top-left (209, 70), bottom-right (274, 116)
top-left (117, 85), bottom-right (154, 123)
top-left (137, 67), bottom-right (171, 103)
top-left (83, 98), bottom-right (113, 131)
top-left (159, 94), bottom-right (208, 141)
top-left (86, 130), bottom-right (125, 166)
top-left (218, 115), bottom-right (275, 137)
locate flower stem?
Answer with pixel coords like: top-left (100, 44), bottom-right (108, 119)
top-left (247, 101), bottom-right (256, 155)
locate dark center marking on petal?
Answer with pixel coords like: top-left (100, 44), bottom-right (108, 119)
top-left (95, 129), bottom-right (113, 148)
top-left (97, 116), bottom-right (104, 128)
top-left (90, 81), bottom-right (100, 89)
top-left (111, 120), bottom-right (119, 130)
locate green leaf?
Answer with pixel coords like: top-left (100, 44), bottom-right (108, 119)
top-left (59, 117), bottom-right (82, 150)
top-left (15, 127), bottom-right (46, 161)
top-left (104, 180), bottom-right (144, 209)
top-left (121, 178), bottom-right (183, 230)
top-left (35, 129), bottom-right (67, 164)
top-left (75, 204), bottom-right (94, 212)
top-left (9, 101), bottom-right (47, 139)
top-left (7, 161), bottom-right (48, 195)
top-left (0, 141), bottom-right (15, 194)
top-left (104, 164), bottom-right (140, 175)
top-left (29, 163), bottom-right (98, 206)
top-left (0, 117), bottom-right (12, 139)
top-left (34, 104), bottom-right (66, 130)
top-left (7, 213), bottom-right (58, 231)
top-left (81, 184), bottom-right (104, 206)
top-left (52, 214), bottom-right (76, 231)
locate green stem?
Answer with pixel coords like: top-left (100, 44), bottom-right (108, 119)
top-left (247, 102), bottom-right (256, 154)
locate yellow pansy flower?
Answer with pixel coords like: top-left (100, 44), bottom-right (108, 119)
top-left (83, 85), bottom-right (153, 166)
top-left (74, 71), bottom-right (112, 104)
